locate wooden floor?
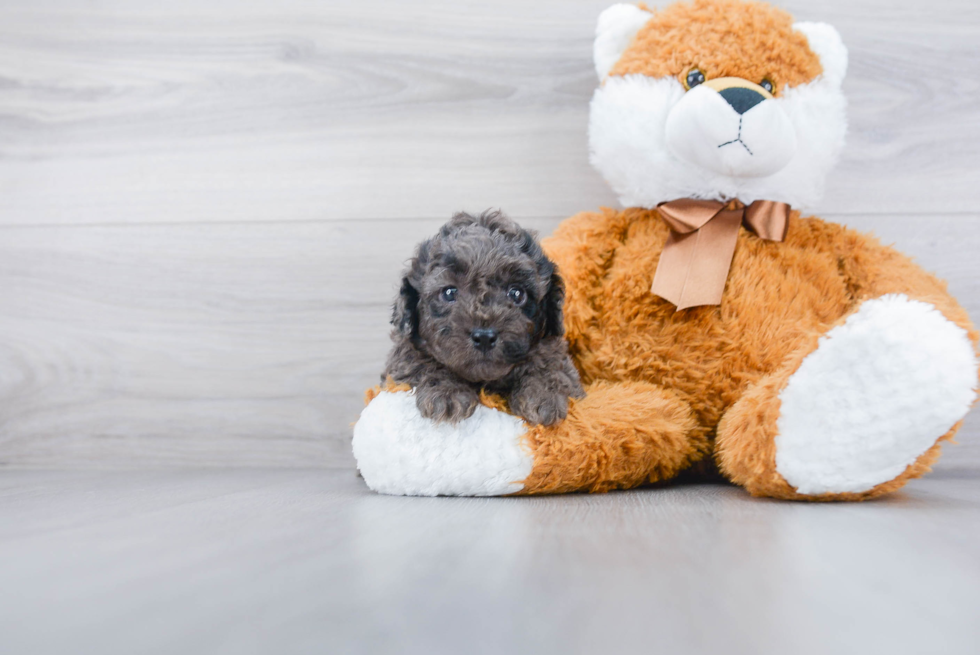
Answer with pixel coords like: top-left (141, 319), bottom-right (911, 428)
top-left (2, 469), bottom-right (979, 655)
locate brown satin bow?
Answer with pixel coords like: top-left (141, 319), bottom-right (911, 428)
top-left (650, 198), bottom-right (791, 310)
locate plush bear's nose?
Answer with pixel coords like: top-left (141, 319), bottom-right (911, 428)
top-left (718, 86), bottom-right (766, 115)
top-left (470, 327), bottom-right (498, 352)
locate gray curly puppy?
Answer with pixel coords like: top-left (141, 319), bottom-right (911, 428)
top-left (383, 210), bottom-right (585, 425)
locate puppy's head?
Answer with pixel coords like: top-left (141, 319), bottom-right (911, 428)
top-left (393, 210), bottom-right (564, 383)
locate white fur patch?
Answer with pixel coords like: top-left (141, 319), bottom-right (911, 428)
top-left (775, 295), bottom-right (979, 495)
top-left (665, 84), bottom-right (797, 178)
top-left (793, 22), bottom-right (848, 87)
top-left (593, 4), bottom-right (652, 80)
top-left (352, 391), bottom-right (533, 497)
top-left (589, 71), bottom-right (846, 210)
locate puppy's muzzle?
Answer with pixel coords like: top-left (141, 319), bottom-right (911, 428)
top-left (470, 327), bottom-right (498, 352)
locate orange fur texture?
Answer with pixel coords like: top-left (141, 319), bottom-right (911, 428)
top-left (521, 208), bottom-right (979, 500)
top-left (363, 0), bottom-right (977, 501)
top-left (610, 0), bottom-right (822, 93)
top-left (517, 380), bottom-right (702, 494)
top-left (366, 211), bottom-right (977, 500)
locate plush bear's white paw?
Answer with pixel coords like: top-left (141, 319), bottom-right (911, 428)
top-left (775, 294), bottom-right (978, 495)
top-left (352, 391), bottom-right (533, 496)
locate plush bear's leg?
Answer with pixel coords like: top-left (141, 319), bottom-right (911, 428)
top-left (353, 380), bottom-right (702, 496)
top-left (716, 294), bottom-right (978, 500)
top-left (516, 380), bottom-right (703, 494)
top-left (354, 387), bottom-right (534, 497)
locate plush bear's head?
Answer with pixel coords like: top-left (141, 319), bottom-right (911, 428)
top-left (589, 0), bottom-right (847, 210)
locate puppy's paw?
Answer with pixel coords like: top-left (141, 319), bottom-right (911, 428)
top-left (416, 383), bottom-right (480, 424)
top-left (510, 386), bottom-right (570, 426)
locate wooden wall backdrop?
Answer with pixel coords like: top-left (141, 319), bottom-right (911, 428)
top-left (0, 0), bottom-right (978, 468)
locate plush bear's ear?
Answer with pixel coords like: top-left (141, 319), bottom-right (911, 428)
top-left (793, 22), bottom-right (848, 87)
top-left (540, 271), bottom-right (566, 339)
top-left (391, 277), bottom-right (420, 339)
top-left (594, 4), bottom-right (653, 81)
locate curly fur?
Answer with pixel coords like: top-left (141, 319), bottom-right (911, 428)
top-left (528, 207), bottom-right (979, 499)
top-left (383, 210), bottom-right (584, 425)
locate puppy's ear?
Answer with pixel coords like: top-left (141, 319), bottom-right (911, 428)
top-left (540, 270), bottom-right (566, 338)
top-left (392, 277), bottom-right (420, 339)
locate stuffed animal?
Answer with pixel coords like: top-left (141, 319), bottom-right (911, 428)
top-left (353, 0), bottom-right (979, 500)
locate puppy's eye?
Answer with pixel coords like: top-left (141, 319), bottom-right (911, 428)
top-left (760, 78), bottom-right (775, 94)
top-left (507, 286), bottom-right (526, 306)
top-left (440, 287), bottom-right (457, 302)
top-left (684, 68), bottom-right (705, 90)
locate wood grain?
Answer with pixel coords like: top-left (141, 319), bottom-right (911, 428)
top-left (0, 214), bottom-right (977, 468)
top-left (1, 469), bottom-right (979, 655)
top-left (0, 0), bottom-right (978, 226)
top-left (0, 0), bottom-right (978, 467)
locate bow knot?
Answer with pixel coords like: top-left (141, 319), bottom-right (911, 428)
top-left (650, 198), bottom-right (790, 310)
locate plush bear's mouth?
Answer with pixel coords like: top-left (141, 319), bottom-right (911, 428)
top-left (717, 116), bottom-right (754, 155)
top-left (665, 83), bottom-right (797, 178)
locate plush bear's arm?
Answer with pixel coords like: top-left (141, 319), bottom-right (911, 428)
top-left (354, 379), bottom-right (702, 496)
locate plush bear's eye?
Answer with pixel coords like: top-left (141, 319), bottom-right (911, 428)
top-left (507, 285), bottom-right (526, 306)
top-left (760, 78), bottom-right (775, 94)
top-left (441, 287), bottom-right (458, 302)
top-left (685, 68), bottom-right (705, 90)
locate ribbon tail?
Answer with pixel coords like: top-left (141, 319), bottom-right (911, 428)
top-left (744, 200), bottom-right (791, 241)
top-left (651, 210), bottom-right (743, 310)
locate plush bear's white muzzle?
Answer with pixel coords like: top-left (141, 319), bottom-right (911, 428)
top-left (665, 83), bottom-right (797, 178)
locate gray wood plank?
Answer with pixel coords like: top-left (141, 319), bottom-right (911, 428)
top-left (0, 0), bottom-right (978, 226)
top-left (0, 214), bottom-right (977, 468)
top-left (0, 469), bottom-right (978, 655)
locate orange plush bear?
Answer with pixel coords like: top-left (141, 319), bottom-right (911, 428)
top-left (353, 0), bottom-right (979, 500)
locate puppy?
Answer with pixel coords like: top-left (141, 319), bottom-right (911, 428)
top-left (383, 210), bottom-right (585, 425)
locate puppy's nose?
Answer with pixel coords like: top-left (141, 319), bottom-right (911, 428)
top-left (718, 86), bottom-right (765, 115)
top-left (470, 327), bottom-right (498, 352)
